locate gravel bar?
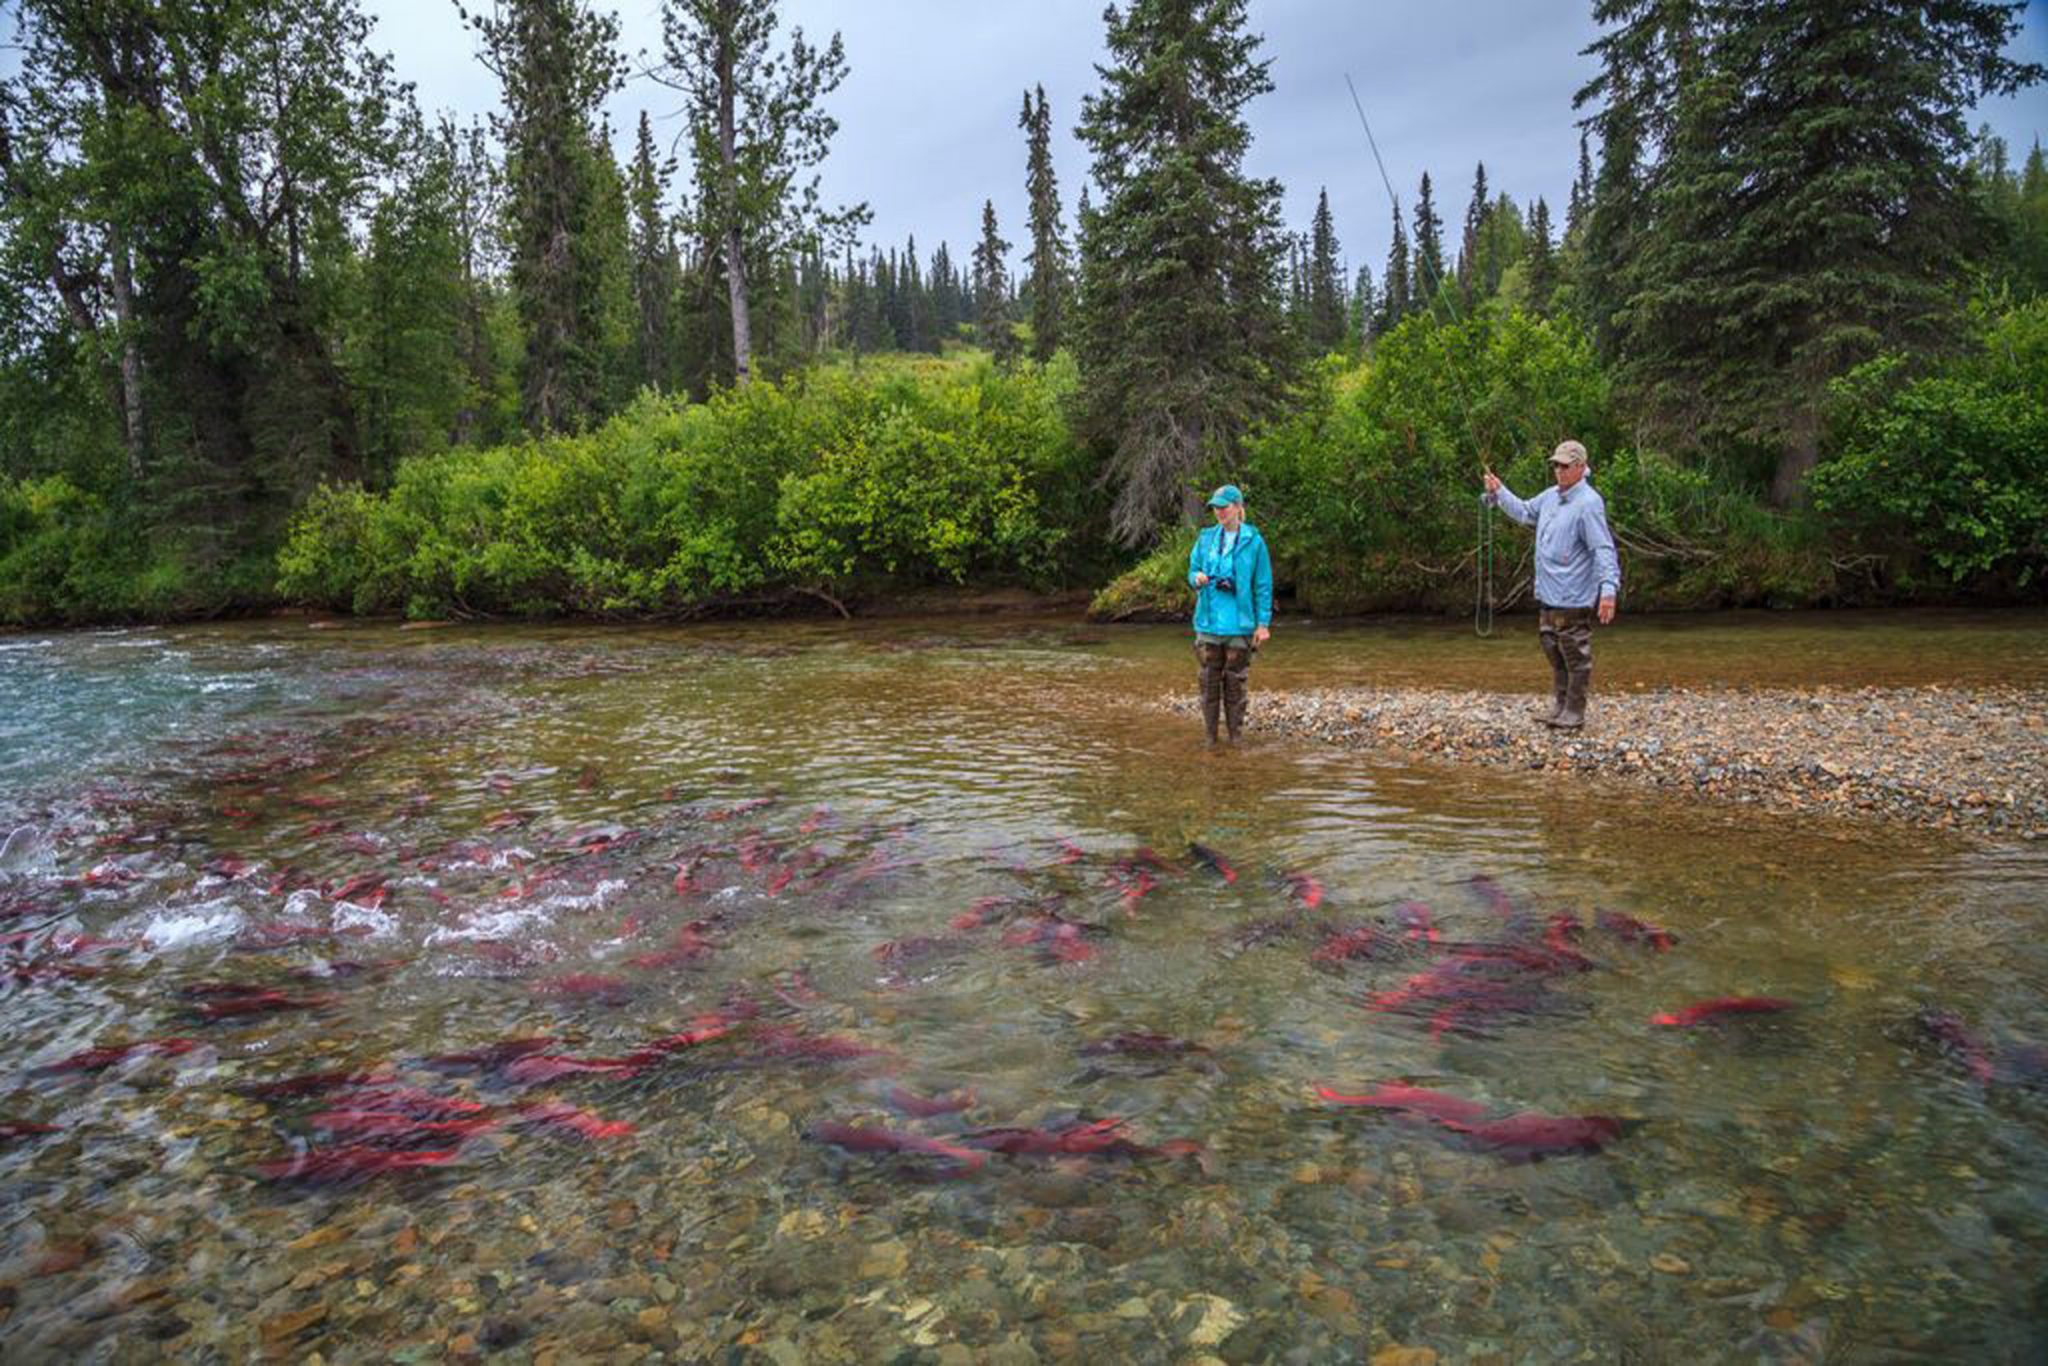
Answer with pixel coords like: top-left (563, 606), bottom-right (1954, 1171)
top-left (1167, 684), bottom-right (2048, 839)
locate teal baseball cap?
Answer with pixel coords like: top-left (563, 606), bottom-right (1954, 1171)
top-left (1207, 484), bottom-right (1244, 507)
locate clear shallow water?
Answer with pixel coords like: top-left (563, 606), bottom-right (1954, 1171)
top-left (1, 615), bottom-right (2044, 1360)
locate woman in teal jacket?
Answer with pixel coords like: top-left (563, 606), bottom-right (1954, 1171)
top-left (1187, 484), bottom-right (1273, 744)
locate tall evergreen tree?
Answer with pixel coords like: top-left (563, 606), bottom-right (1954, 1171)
top-left (1073, 0), bottom-right (1297, 542)
top-left (1456, 162), bottom-right (1488, 303)
top-left (466, 0), bottom-right (625, 432)
top-left (1306, 187), bottom-right (1346, 350)
top-left (352, 111), bottom-right (467, 482)
top-left (902, 235), bottom-right (934, 351)
top-left (1409, 171), bottom-right (1446, 319)
top-left (1019, 85), bottom-right (1069, 362)
top-left (928, 240), bottom-right (960, 338)
top-left (658, 0), bottom-right (865, 387)
top-left (1565, 130), bottom-right (1594, 243)
top-left (1577, 89), bottom-right (1644, 358)
top-left (1525, 196), bottom-right (1557, 317)
top-left (972, 199), bottom-right (1017, 364)
top-left (1473, 191), bottom-right (1525, 302)
top-left (627, 111), bottom-right (681, 393)
top-left (1375, 200), bottom-right (1409, 336)
top-left (443, 116), bottom-right (510, 447)
top-left (1590, 0), bottom-right (2042, 502)
top-left (1349, 263), bottom-right (1376, 349)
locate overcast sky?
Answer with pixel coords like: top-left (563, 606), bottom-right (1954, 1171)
top-left (15, 1), bottom-right (2047, 279)
top-left (365, 0), bottom-right (2046, 279)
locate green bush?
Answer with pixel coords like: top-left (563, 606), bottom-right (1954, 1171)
top-left (1225, 310), bottom-right (1831, 611)
top-left (1813, 301), bottom-right (2048, 588)
top-left (276, 357), bottom-right (1099, 619)
top-left (0, 476), bottom-right (254, 625)
top-left (1088, 526), bottom-right (1198, 621)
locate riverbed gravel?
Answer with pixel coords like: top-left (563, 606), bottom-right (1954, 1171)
top-left (1168, 684), bottom-right (2048, 840)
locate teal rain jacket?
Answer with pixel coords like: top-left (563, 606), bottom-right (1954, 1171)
top-left (1188, 522), bottom-right (1274, 637)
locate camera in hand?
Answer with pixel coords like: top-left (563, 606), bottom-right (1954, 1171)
top-left (1211, 576), bottom-right (1236, 593)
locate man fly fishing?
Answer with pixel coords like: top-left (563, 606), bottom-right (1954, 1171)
top-left (1482, 441), bottom-right (1620, 730)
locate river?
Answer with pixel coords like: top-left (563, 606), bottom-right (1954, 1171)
top-left (1, 612), bottom-right (2044, 1360)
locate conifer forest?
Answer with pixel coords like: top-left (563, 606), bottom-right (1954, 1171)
top-left (1, 0), bottom-right (2044, 625)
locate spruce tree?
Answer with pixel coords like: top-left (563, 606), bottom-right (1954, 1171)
top-left (627, 111), bottom-right (681, 393)
top-left (1349, 263), bottom-right (1376, 349)
top-left (1307, 187), bottom-right (1346, 351)
top-left (1019, 85), bottom-right (1069, 362)
top-left (928, 241), bottom-right (958, 339)
top-left (902, 236), bottom-right (934, 351)
top-left (1375, 201), bottom-right (1409, 336)
top-left (466, 0), bottom-right (625, 433)
top-left (1409, 171), bottom-right (1446, 319)
top-left (972, 199), bottom-right (1017, 364)
top-left (1073, 0), bottom-right (1296, 542)
top-left (1592, 0), bottom-right (2042, 501)
top-left (1578, 90), bottom-right (1643, 358)
top-left (1565, 130), bottom-right (1594, 244)
top-left (880, 246), bottom-right (907, 348)
top-left (1456, 162), bottom-right (1488, 304)
top-left (1525, 196), bottom-right (1557, 317)
top-left (1474, 192), bottom-right (1525, 302)
top-left (2012, 138), bottom-right (2048, 295)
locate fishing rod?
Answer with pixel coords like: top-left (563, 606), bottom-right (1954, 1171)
top-left (1344, 73), bottom-right (1500, 638)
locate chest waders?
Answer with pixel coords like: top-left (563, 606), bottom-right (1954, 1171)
top-left (1194, 642), bottom-right (1253, 744)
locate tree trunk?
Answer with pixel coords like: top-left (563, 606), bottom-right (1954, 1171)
top-left (1770, 406), bottom-right (1820, 508)
top-left (717, 17), bottom-right (751, 386)
top-left (108, 225), bottom-right (148, 481)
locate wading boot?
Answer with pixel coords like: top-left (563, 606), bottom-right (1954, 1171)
top-left (1222, 648), bottom-right (1251, 743)
top-left (1534, 615), bottom-right (1568, 724)
top-left (1196, 644), bottom-right (1224, 744)
top-left (1552, 667), bottom-right (1590, 731)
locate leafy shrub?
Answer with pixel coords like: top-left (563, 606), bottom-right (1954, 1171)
top-left (276, 357), bottom-right (1098, 618)
top-left (1088, 526), bottom-right (1198, 621)
top-left (1813, 301), bottom-right (2048, 588)
top-left (1235, 310), bottom-right (1821, 611)
top-left (0, 476), bottom-right (252, 624)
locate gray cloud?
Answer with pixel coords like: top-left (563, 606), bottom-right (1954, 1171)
top-left (15, 0), bottom-right (2046, 281)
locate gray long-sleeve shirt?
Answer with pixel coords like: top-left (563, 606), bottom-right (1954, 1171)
top-left (1486, 480), bottom-right (1621, 609)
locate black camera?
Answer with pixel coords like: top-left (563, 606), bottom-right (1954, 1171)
top-left (1212, 577), bottom-right (1236, 593)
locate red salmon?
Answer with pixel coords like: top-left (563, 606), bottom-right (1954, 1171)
top-left (1652, 996), bottom-right (1797, 1028)
top-left (1314, 1083), bottom-right (1490, 1126)
top-left (1439, 1112), bottom-right (1626, 1161)
top-left (513, 1101), bottom-right (635, 1141)
top-left (254, 1145), bottom-right (463, 1183)
top-left (1312, 926), bottom-right (1383, 965)
top-left (884, 1086), bottom-right (977, 1118)
top-left (1595, 910), bottom-right (1678, 951)
top-left (1395, 901), bottom-right (1440, 944)
top-left (1282, 872), bottom-right (1326, 910)
top-left (32, 1038), bottom-right (198, 1075)
top-left (810, 1121), bottom-right (985, 1172)
top-left (195, 991), bottom-right (336, 1021)
top-left (310, 1109), bottom-right (498, 1143)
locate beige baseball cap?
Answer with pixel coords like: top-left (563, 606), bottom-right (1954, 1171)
top-left (1549, 440), bottom-right (1588, 466)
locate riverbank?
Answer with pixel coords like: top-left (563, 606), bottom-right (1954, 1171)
top-left (1173, 684), bottom-right (2048, 840)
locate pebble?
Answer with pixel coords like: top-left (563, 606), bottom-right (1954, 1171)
top-left (1166, 684), bottom-right (2048, 838)
top-left (1176, 1294), bottom-right (1244, 1348)
top-left (1370, 1349), bottom-right (1437, 1366)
